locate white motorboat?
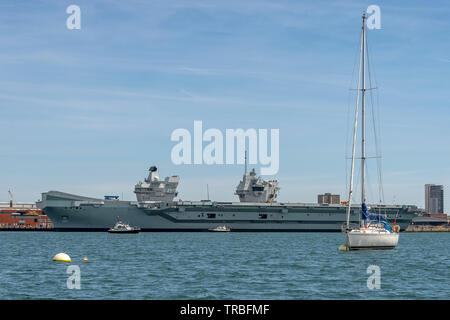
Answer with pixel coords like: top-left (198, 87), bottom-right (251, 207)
top-left (208, 225), bottom-right (231, 232)
top-left (108, 219), bottom-right (140, 234)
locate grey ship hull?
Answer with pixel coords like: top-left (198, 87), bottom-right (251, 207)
top-left (37, 191), bottom-right (419, 232)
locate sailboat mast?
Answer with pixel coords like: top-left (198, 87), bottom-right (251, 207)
top-left (361, 14), bottom-right (367, 207)
top-left (346, 15), bottom-right (364, 229)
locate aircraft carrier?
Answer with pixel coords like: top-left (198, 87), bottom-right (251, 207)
top-left (37, 165), bottom-right (419, 232)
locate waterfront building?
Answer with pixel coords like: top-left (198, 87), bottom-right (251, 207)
top-left (318, 193), bottom-right (340, 204)
top-left (425, 184), bottom-right (444, 214)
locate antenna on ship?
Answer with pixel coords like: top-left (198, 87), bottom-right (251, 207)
top-left (244, 150), bottom-right (248, 176)
top-left (207, 184), bottom-right (210, 201)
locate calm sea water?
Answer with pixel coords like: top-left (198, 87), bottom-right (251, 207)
top-left (0, 232), bottom-right (448, 300)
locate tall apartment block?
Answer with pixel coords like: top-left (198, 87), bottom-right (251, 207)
top-left (425, 184), bottom-right (444, 214)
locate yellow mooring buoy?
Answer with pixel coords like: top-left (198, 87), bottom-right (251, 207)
top-left (52, 253), bottom-right (71, 263)
top-left (83, 257), bottom-right (88, 262)
top-left (338, 245), bottom-right (350, 251)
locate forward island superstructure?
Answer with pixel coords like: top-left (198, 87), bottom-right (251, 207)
top-left (37, 166), bottom-right (419, 232)
top-left (134, 166), bottom-right (179, 202)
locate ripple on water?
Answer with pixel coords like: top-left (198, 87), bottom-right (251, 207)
top-left (0, 232), bottom-right (448, 299)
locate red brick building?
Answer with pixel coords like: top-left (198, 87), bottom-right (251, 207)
top-left (0, 209), bottom-right (53, 230)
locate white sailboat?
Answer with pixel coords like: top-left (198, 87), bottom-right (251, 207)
top-left (340, 14), bottom-right (399, 251)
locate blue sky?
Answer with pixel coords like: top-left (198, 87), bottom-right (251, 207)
top-left (1, 0), bottom-right (449, 212)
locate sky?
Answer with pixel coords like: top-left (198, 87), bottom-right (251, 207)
top-left (0, 0), bottom-right (449, 212)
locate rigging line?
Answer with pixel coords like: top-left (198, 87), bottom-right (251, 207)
top-left (377, 94), bottom-right (385, 203)
top-left (345, 30), bottom-right (364, 197)
top-left (372, 69), bottom-right (384, 204)
top-left (354, 167), bottom-right (361, 203)
top-left (365, 33), bottom-right (385, 204)
top-left (366, 46), bottom-right (380, 204)
top-left (373, 84), bottom-right (385, 204)
top-left (365, 161), bottom-right (376, 206)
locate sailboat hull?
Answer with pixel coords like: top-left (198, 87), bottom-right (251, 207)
top-left (344, 231), bottom-right (399, 250)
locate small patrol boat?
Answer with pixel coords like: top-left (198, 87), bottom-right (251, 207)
top-left (108, 219), bottom-right (140, 234)
top-left (208, 225), bottom-right (231, 232)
